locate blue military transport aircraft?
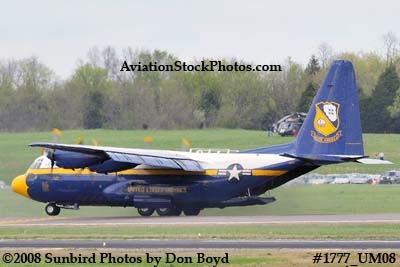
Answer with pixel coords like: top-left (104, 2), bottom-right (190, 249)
top-left (11, 60), bottom-right (385, 216)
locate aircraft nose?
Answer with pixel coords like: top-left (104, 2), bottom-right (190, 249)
top-left (11, 175), bottom-right (30, 198)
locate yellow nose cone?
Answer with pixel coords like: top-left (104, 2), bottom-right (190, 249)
top-left (11, 175), bottom-right (30, 198)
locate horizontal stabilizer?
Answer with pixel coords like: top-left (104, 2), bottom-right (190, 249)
top-left (356, 158), bottom-right (393, 164)
top-left (281, 153), bottom-right (364, 165)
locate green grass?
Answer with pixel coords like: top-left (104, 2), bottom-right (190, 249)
top-left (2, 184), bottom-right (400, 218)
top-left (0, 129), bottom-right (399, 185)
top-left (1, 223), bottom-right (400, 240)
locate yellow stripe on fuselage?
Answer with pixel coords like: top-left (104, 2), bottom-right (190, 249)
top-left (252, 170), bottom-right (287, 176)
top-left (27, 168), bottom-right (218, 176)
top-left (26, 168), bottom-right (287, 177)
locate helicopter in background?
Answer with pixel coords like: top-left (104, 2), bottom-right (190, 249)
top-left (273, 112), bottom-right (307, 136)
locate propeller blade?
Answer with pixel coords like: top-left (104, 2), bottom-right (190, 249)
top-left (45, 149), bottom-right (55, 170)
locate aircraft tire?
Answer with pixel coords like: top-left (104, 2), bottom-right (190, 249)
top-left (137, 207), bottom-right (155, 216)
top-left (156, 207), bottom-right (181, 216)
top-left (45, 203), bottom-right (61, 216)
top-left (172, 208), bottom-right (182, 216)
top-left (183, 209), bottom-right (200, 216)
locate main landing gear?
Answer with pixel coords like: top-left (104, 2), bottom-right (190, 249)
top-left (45, 203), bottom-right (61, 216)
top-left (136, 207), bottom-right (201, 216)
top-left (137, 207), bottom-right (155, 216)
top-left (44, 203), bottom-right (200, 217)
top-left (156, 207), bottom-right (182, 216)
top-left (182, 208), bottom-right (201, 216)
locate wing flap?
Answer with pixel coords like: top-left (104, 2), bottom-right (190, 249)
top-left (175, 159), bottom-right (204, 172)
top-left (107, 152), bottom-right (145, 164)
top-left (141, 156), bottom-right (178, 169)
top-left (107, 152), bottom-right (185, 169)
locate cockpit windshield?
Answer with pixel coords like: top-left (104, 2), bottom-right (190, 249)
top-left (29, 156), bottom-right (59, 169)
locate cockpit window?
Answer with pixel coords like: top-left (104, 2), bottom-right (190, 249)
top-left (29, 157), bottom-right (43, 169)
top-left (40, 157), bottom-right (59, 169)
top-left (29, 156), bottom-right (59, 169)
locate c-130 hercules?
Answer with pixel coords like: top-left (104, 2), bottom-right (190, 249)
top-left (12, 60), bottom-right (387, 216)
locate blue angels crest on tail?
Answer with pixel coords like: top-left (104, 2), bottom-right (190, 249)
top-left (312, 101), bottom-right (341, 143)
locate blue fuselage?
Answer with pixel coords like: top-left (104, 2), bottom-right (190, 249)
top-left (24, 169), bottom-right (276, 209)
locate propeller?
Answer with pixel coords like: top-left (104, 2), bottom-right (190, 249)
top-left (44, 129), bottom-right (99, 171)
top-left (44, 128), bottom-right (62, 169)
top-left (46, 149), bottom-right (56, 169)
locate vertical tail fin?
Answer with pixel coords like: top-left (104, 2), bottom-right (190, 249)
top-left (294, 60), bottom-right (364, 158)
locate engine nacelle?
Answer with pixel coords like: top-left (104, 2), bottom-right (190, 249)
top-left (89, 160), bottom-right (137, 173)
top-left (51, 150), bottom-right (105, 169)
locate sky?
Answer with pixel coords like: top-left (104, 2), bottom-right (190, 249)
top-left (1, 0), bottom-right (399, 79)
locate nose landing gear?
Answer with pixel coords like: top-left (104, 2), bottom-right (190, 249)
top-left (45, 203), bottom-right (61, 216)
top-left (44, 203), bottom-right (79, 216)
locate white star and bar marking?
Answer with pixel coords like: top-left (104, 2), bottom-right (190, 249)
top-left (217, 164), bottom-right (252, 182)
top-left (228, 165), bottom-right (241, 182)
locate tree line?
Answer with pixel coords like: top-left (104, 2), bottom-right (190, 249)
top-left (0, 37), bottom-right (400, 133)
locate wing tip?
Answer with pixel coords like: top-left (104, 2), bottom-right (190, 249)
top-left (29, 142), bottom-right (54, 147)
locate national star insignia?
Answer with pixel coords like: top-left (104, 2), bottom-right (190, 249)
top-left (227, 165), bottom-right (242, 182)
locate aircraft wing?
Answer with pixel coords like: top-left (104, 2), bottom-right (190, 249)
top-left (29, 143), bottom-right (204, 172)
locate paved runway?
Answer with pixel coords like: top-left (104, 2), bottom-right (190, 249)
top-left (2, 215), bottom-right (400, 249)
top-left (2, 239), bottom-right (400, 249)
top-left (2, 213), bottom-right (400, 226)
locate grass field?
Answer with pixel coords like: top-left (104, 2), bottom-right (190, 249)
top-left (0, 129), bottom-right (399, 185)
top-left (1, 223), bottom-right (400, 240)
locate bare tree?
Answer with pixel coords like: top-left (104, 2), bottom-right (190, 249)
top-left (382, 32), bottom-right (398, 66)
top-left (87, 46), bottom-right (102, 67)
top-left (102, 46), bottom-right (120, 81)
top-left (318, 42), bottom-right (333, 69)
